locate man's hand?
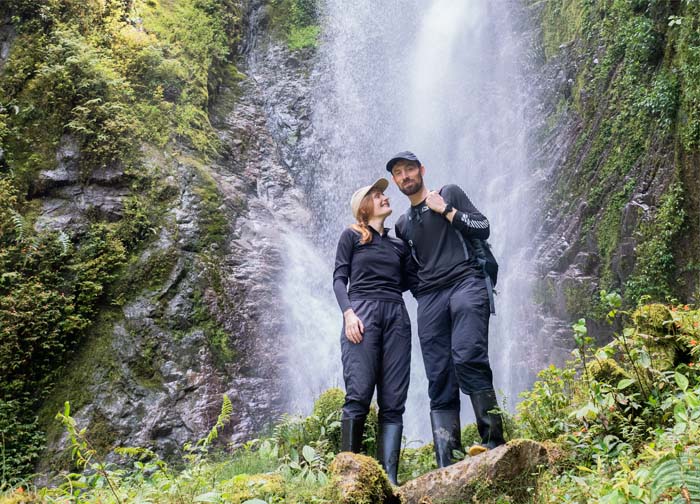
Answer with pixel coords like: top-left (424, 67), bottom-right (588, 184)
top-left (344, 309), bottom-right (365, 344)
top-left (426, 190), bottom-right (447, 214)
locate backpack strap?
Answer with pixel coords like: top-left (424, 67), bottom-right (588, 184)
top-left (403, 207), bottom-right (423, 268)
top-left (439, 186), bottom-right (496, 315)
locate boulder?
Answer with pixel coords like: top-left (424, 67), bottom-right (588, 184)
top-left (397, 440), bottom-right (548, 504)
top-left (329, 452), bottom-right (398, 504)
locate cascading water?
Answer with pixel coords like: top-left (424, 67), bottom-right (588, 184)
top-left (282, 0), bottom-right (540, 442)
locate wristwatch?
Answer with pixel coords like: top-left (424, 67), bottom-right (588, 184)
top-left (442, 204), bottom-right (453, 216)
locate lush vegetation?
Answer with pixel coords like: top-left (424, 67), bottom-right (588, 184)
top-left (538, 0), bottom-right (700, 310)
top-left (267, 0), bottom-right (320, 50)
top-left (1, 298), bottom-right (698, 502)
top-left (0, 0), bottom-right (241, 484)
top-left (520, 294), bottom-right (700, 502)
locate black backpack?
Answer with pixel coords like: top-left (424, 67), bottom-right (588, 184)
top-left (403, 187), bottom-right (498, 314)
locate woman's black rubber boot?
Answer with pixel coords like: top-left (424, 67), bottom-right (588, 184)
top-left (430, 410), bottom-right (462, 467)
top-left (377, 423), bottom-right (403, 485)
top-left (341, 417), bottom-right (365, 453)
top-left (468, 389), bottom-right (505, 456)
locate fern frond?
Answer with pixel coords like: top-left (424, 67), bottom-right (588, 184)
top-left (203, 394), bottom-right (233, 447)
top-left (651, 454), bottom-right (700, 503)
top-left (10, 210), bottom-right (24, 242)
top-left (27, 237), bottom-right (40, 254)
top-left (57, 231), bottom-right (71, 255)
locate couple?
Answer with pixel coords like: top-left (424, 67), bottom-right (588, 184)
top-left (332, 151), bottom-right (505, 485)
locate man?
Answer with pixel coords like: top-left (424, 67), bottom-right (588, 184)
top-left (387, 151), bottom-right (505, 466)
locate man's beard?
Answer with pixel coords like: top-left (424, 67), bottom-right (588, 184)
top-left (399, 175), bottom-right (424, 196)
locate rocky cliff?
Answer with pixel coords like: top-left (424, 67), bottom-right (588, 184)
top-left (527, 0), bottom-right (700, 352)
top-left (0, 0), bottom-right (318, 478)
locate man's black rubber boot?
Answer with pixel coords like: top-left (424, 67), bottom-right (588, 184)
top-left (341, 417), bottom-right (365, 453)
top-left (377, 423), bottom-right (403, 486)
top-left (430, 410), bottom-right (462, 467)
top-left (468, 389), bottom-right (506, 456)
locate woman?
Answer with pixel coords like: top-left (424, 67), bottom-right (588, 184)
top-left (332, 178), bottom-right (413, 485)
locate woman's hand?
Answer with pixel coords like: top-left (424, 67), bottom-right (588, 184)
top-left (343, 309), bottom-right (365, 344)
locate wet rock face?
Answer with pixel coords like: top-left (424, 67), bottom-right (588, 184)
top-left (38, 0), bottom-right (319, 468)
top-left (522, 1), bottom-right (681, 364)
top-left (30, 135), bottom-right (131, 233)
top-left (0, 17), bottom-right (15, 70)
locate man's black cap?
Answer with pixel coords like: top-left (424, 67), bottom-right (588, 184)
top-left (386, 151), bottom-right (421, 172)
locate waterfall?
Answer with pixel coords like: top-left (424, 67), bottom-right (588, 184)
top-left (282, 0), bottom-right (539, 442)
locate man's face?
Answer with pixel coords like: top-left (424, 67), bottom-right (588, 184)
top-left (391, 161), bottom-right (424, 196)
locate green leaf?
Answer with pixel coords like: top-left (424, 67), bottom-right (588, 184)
top-left (637, 350), bottom-right (651, 368)
top-left (242, 500), bottom-right (268, 504)
top-left (687, 392), bottom-right (700, 409)
top-left (675, 372), bottom-right (689, 392)
top-left (302, 445), bottom-right (316, 463)
top-left (194, 492), bottom-right (221, 503)
top-left (617, 378), bottom-right (635, 390)
top-left (673, 401), bottom-right (686, 419)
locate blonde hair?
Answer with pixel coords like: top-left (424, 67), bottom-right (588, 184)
top-left (349, 189), bottom-right (377, 244)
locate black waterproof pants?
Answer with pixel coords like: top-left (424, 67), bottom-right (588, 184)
top-left (341, 299), bottom-right (411, 424)
top-left (416, 274), bottom-right (493, 411)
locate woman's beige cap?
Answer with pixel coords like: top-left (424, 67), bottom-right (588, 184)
top-left (351, 178), bottom-right (389, 220)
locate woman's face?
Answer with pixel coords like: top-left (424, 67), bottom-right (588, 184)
top-left (370, 190), bottom-right (392, 219)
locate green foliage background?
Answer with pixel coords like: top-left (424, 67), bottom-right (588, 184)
top-left (0, 0), bottom-right (241, 483)
top-left (536, 0), bottom-right (700, 312)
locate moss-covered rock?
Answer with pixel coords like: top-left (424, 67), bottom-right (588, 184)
top-left (628, 304), bottom-right (681, 370)
top-left (329, 452), bottom-right (397, 504)
top-left (632, 303), bottom-right (674, 336)
top-left (397, 440), bottom-right (548, 504)
top-left (220, 473), bottom-right (285, 503)
top-left (588, 357), bottom-right (631, 387)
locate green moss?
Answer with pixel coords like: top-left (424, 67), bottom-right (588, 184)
top-left (540, 0), bottom-right (700, 301)
top-left (632, 303), bottom-right (674, 335)
top-left (125, 247), bottom-right (180, 297)
top-left (625, 183), bottom-right (686, 304)
top-left (564, 280), bottom-right (598, 321)
top-left (219, 473), bottom-right (286, 503)
top-left (188, 282), bottom-right (237, 367)
top-left (461, 422), bottom-right (481, 448)
top-left (588, 357), bottom-right (631, 387)
top-left (305, 388), bottom-right (344, 452)
top-left (328, 453), bottom-right (394, 504)
top-left (267, 0), bottom-right (320, 51)
top-left (85, 410), bottom-right (118, 457)
top-left (675, 2), bottom-right (700, 150)
top-left (36, 309), bottom-right (120, 451)
top-left (288, 25), bottom-right (320, 50)
top-left (130, 331), bottom-right (166, 390)
top-left (540, 0), bottom-right (591, 59)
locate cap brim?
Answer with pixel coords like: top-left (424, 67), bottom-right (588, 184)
top-left (386, 156), bottom-right (419, 172)
top-left (351, 178), bottom-right (389, 220)
top-left (370, 178), bottom-right (389, 193)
